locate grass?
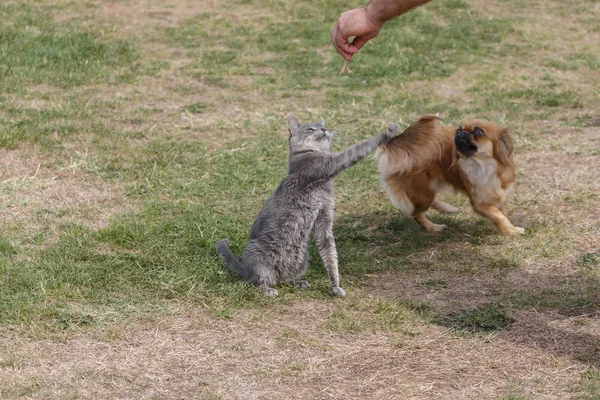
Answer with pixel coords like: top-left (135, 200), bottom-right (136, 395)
top-left (0, 0), bottom-right (599, 398)
top-left (440, 303), bottom-right (515, 333)
top-left (579, 369), bottom-right (600, 400)
top-left (579, 253), bottom-right (600, 277)
top-left (0, 3), bottom-right (139, 92)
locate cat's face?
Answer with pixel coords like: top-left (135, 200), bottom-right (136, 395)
top-left (288, 114), bottom-right (332, 153)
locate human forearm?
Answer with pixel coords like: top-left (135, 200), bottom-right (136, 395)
top-left (364, 0), bottom-right (432, 25)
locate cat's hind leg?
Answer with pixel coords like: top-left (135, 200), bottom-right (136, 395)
top-left (285, 279), bottom-right (311, 289)
top-left (291, 246), bottom-right (311, 289)
top-left (257, 283), bottom-right (279, 297)
top-left (279, 245), bottom-right (311, 289)
top-left (314, 206), bottom-right (345, 297)
top-left (249, 262), bottom-right (279, 297)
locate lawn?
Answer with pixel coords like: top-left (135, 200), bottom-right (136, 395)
top-left (0, 0), bottom-right (599, 398)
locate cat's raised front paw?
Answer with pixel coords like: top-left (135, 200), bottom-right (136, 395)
top-left (385, 123), bottom-right (400, 140)
top-left (331, 286), bottom-right (346, 297)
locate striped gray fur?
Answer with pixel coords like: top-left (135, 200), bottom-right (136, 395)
top-left (216, 115), bottom-right (399, 296)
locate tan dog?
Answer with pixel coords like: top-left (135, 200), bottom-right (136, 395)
top-left (376, 116), bottom-right (524, 235)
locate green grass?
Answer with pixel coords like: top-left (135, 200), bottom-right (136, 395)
top-left (0, 2), bottom-right (159, 150)
top-left (0, 0), bottom-right (598, 340)
top-left (0, 236), bottom-right (16, 256)
top-left (0, 3), bottom-right (139, 92)
top-left (578, 253), bottom-right (600, 277)
top-left (320, 298), bottom-right (423, 335)
top-left (579, 369), bottom-right (600, 400)
top-left (507, 281), bottom-right (600, 316)
top-left (0, 1), bottom-right (599, 398)
top-left (439, 303), bottom-right (515, 333)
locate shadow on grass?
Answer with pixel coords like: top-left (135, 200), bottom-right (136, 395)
top-left (506, 285), bottom-right (600, 367)
top-left (332, 210), bottom-right (508, 276)
top-left (333, 210), bottom-right (600, 368)
top-left (135, 202), bottom-right (600, 368)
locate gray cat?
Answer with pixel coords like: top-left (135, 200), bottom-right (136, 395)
top-left (215, 115), bottom-right (399, 297)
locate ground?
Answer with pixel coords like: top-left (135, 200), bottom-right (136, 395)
top-left (0, 0), bottom-right (599, 399)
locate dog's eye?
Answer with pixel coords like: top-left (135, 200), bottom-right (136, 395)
top-left (473, 127), bottom-right (485, 138)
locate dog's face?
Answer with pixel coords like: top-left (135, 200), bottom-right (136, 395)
top-left (454, 120), bottom-right (513, 166)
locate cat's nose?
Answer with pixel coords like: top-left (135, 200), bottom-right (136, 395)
top-left (321, 128), bottom-right (327, 132)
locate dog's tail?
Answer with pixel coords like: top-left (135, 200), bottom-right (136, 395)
top-left (375, 116), bottom-right (445, 178)
top-left (215, 239), bottom-right (246, 278)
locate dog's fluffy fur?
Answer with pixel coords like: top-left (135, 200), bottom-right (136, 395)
top-left (376, 116), bottom-right (524, 235)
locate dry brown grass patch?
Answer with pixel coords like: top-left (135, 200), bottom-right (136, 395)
top-left (508, 310), bottom-right (600, 367)
top-left (1, 300), bottom-right (594, 399)
top-left (0, 146), bottom-right (133, 240)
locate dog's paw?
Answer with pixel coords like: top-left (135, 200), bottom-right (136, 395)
top-left (430, 223), bottom-right (447, 232)
top-left (501, 226), bottom-right (525, 236)
top-left (331, 286), bottom-right (346, 297)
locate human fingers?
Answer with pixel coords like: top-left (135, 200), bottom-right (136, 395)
top-left (331, 23), bottom-right (358, 60)
top-left (332, 8), bottom-right (383, 58)
top-left (349, 27), bottom-right (381, 51)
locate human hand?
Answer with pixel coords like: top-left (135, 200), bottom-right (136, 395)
top-left (331, 7), bottom-right (384, 61)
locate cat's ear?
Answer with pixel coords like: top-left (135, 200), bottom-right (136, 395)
top-left (288, 114), bottom-right (301, 138)
top-left (320, 117), bottom-right (326, 127)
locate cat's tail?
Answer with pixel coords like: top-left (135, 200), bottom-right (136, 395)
top-left (375, 116), bottom-right (444, 178)
top-left (215, 239), bottom-right (246, 278)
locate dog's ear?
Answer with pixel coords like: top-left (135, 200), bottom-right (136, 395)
top-left (496, 128), bottom-right (513, 167)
